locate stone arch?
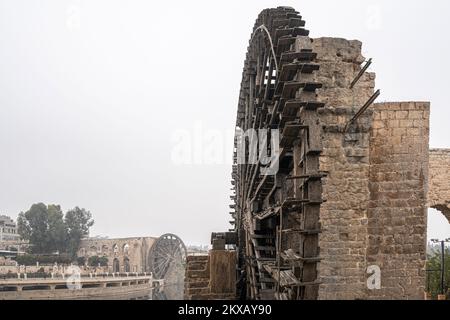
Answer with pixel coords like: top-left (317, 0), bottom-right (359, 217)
top-left (427, 209), bottom-right (450, 251)
top-left (123, 257), bottom-right (130, 272)
top-left (123, 243), bottom-right (130, 256)
top-left (428, 149), bottom-right (450, 223)
top-left (430, 204), bottom-right (450, 223)
top-left (89, 246), bottom-right (97, 256)
top-left (78, 248), bottom-right (86, 257)
top-left (101, 245), bottom-right (109, 256)
top-left (113, 244), bottom-right (119, 256)
top-left (113, 258), bottom-right (120, 273)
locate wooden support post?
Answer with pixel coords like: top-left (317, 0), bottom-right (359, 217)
top-left (210, 250), bottom-right (237, 295)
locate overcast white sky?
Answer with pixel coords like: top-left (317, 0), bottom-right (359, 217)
top-left (0, 0), bottom-right (449, 245)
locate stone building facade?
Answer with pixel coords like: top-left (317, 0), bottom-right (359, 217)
top-left (0, 215), bottom-right (20, 243)
top-left (78, 237), bottom-right (157, 273)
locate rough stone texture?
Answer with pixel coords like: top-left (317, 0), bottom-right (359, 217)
top-left (184, 255), bottom-right (212, 300)
top-left (184, 253), bottom-right (236, 300)
top-left (428, 149), bottom-right (450, 222)
top-left (368, 102), bottom-right (429, 300)
top-left (318, 107), bottom-right (372, 299)
top-left (313, 37), bottom-right (374, 300)
top-left (312, 37), bottom-right (376, 108)
top-left (313, 38), bottom-right (430, 300)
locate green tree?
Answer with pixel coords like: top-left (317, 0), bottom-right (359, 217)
top-left (47, 205), bottom-right (67, 253)
top-left (17, 203), bottom-right (94, 257)
top-left (17, 212), bottom-right (31, 240)
top-left (17, 203), bottom-right (51, 253)
top-left (65, 207), bottom-right (94, 258)
top-left (88, 255), bottom-right (108, 267)
top-left (77, 256), bottom-right (86, 266)
top-left (14, 254), bottom-right (71, 266)
top-left (426, 247), bottom-right (450, 299)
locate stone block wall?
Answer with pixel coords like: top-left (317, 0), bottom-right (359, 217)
top-left (78, 237), bottom-right (156, 273)
top-left (368, 102), bottom-right (429, 299)
top-left (428, 149), bottom-right (450, 222)
top-left (184, 252), bottom-right (236, 300)
top-left (184, 255), bottom-right (211, 299)
top-left (317, 106), bottom-right (372, 299)
top-left (311, 37), bottom-right (374, 299)
top-left (310, 37), bottom-right (430, 300)
top-left (312, 37), bottom-right (376, 107)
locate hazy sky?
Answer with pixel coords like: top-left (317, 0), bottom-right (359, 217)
top-left (1, 0), bottom-right (449, 245)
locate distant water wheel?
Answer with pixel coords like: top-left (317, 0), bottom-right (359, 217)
top-left (148, 233), bottom-right (187, 280)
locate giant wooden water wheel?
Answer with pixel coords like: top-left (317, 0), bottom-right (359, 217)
top-left (230, 7), bottom-right (324, 300)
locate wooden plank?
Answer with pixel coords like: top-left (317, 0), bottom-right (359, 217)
top-left (277, 36), bottom-right (297, 47)
top-left (278, 270), bottom-right (301, 287)
top-left (281, 82), bottom-right (323, 99)
top-left (273, 18), bottom-right (305, 29)
top-left (280, 51), bottom-right (316, 63)
top-left (254, 246), bottom-right (276, 251)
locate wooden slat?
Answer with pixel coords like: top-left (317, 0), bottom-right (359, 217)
top-left (251, 234), bottom-right (275, 239)
top-left (254, 246), bottom-right (276, 251)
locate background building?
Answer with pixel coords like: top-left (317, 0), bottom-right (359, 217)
top-left (0, 215), bottom-right (20, 242)
top-left (78, 234), bottom-right (187, 299)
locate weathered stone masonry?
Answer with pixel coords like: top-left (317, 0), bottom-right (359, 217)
top-left (184, 251), bottom-right (236, 300)
top-left (428, 149), bottom-right (450, 222)
top-left (308, 37), bottom-right (450, 299)
top-left (313, 38), bottom-right (374, 299)
top-left (295, 38), bottom-right (435, 300)
top-left (368, 102), bottom-right (429, 300)
top-left (78, 237), bottom-right (156, 273)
